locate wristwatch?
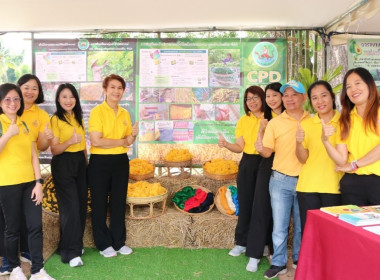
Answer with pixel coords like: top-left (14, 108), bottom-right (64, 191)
top-left (35, 178), bottom-right (44, 184)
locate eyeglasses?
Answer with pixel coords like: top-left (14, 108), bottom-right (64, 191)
top-left (2, 97), bottom-right (21, 104)
top-left (245, 96), bottom-right (260, 102)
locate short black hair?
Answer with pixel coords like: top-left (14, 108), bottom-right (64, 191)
top-left (17, 74), bottom-right (45, 104)
top-left (0, 83), bottom-right (24, 116)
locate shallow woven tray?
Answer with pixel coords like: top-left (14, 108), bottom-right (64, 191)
top-left (126, 190), bottom-right (168, 220)
top-left (203, 169), bottom-right (237, 181)
top-left (214, 186), bottom-right (238, 219)
top-left (164, 159), bottom-right (192, 167)
top-left (173, 185), bottom-right (214, 215)
top-left (129, 170), bottom-right (154, 181)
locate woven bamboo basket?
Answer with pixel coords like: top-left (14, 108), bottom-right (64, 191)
top-left (126, 190), bottom-right (168, 220)
top-left (203, 169), bottom-right (237, 181)
top-left (129, 170), bottom-right (154, 181)
top-left (214, 186), bottom-right (238, 219)
top-left (164, 159), bottom-right (192, 178)
top-left (173, 185), bottom-right (214, 215)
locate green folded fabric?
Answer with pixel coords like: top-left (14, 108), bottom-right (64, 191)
top-left (171, 186), bottom-right (196, 209)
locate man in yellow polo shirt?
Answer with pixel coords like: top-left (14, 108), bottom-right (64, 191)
top-left (255, 80), bottom-right (310, 279)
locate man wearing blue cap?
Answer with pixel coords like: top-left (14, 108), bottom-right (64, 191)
top-left (255, 80), bottom-right (310, 279)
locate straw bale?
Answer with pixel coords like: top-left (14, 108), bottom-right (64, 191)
top-left (188, 209), bottom-right (237, 248)
top-left (42, 211), bottom-right (60, 259)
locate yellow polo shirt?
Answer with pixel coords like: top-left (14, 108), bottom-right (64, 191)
top-left (51, 114), bottom-right (86, 152)
top-left (0, 114), bottom-right (35, 185)
top-left (263, 110), bottom-right (310, 176)
top-left (20, 104), bottom-right (50, 143)
top-left (235, 112), bottom-right (261, 154)
top-left (88, 101), bottom-right (132, 154)
top-left (296, 111), bottom-right (342, 193)
top-left (336, 107), bottom-right (380, 176)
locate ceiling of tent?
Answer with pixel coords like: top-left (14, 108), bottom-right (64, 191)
top-left (0, 0), bottom-right (379, 36)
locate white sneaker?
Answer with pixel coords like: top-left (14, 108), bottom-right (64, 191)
top-left (246, 258), bottom-right (260, 272)
top-left (117, 245), bottom-right (133, 255)
top-left (100, 246), bottom-right (117, 258)
top-left (228, 245), bottom-right (246, 257)
top-left (9, 266), bottom-right (27, 280)
top-left (69, 256), bottom-right (83, 267)
top-left (30, 268), bottom-right (55, 280)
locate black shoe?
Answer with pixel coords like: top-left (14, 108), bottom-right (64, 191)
top-left (264, 265), bottom-right (287, 279)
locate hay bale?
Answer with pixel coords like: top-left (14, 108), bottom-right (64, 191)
top-left (42, 211), bottom-right (60, 259)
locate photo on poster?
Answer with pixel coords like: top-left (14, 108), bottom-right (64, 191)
top-left (212, 88), bottom-right (240, 103)
top-left (193, 104), bottom-right (215, 121)
top-left (193, 88), bottom-right (212, 103)
top-left (173, 121), bottom-right (194, 142)
top-left (155, 121), bottom-right (174, 142)
top-left (41, 82), bottom-right (65, 101)
top-left (169, 104), bottom-right (193, 120)
top-left (139, 88), bottom-right (159, 103)
top-left (173, 88), bottom-right (194, 103)
top-left (87, 51), bottom-right (134, 82)
top-left (139, 121), bottom-right (156, 142)
top-left (80, 82), bottom-right (104, 101)
top-left (158, 88), bottom-right (175, 103)
top-left (209, 49), bottom-right (240, 67)
top-left (140, 104), bottom-right (169, 120)
top-left (215, 104), bottom-right (240, 121)
top-left (209, 67), bottom-right (240, 87)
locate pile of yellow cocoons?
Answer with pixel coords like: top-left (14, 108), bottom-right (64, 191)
top-left (164, 149), bottom-right (193, 162)
top-left (204, 158), bottom-right (238, 175)
top-left (128, 181), bottom-right (167, 197)
top-left (130, 158), bottom-right (155, 175)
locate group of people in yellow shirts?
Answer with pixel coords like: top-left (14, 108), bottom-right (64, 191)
top-left (0, 66), bottom-right (379, 279)
top-left (219, 67), bottom-right (380, 279)
top-left (0, 73), bottom-right (138, 279)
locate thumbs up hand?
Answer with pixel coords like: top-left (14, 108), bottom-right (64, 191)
top-left (43, 122), bottom-right (54, 140)
top-left (321, 119), bottom-right (335, 141)
top-left (69, 128), bottom-right (81, 145)
top-left (218, 132), bottom-right (227, 148)
top-left (132, 121), bottom-right (139, 137)
top-left (296, 122), bottom-right (305, 144)
top-left (6, 118), bottom-right (19, 137)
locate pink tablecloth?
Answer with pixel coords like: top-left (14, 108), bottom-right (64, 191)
top-left (295, 210), bottom-right (380, 280)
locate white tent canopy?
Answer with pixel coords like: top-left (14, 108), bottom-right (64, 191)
top-left (1, 0), bottom-right (380, 35)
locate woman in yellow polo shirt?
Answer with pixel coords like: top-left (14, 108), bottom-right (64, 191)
top-left (88, 74), bottom-right (138, 258)
top-left (0, 74), bottom-right (53, 274)
top-left (50, 83), bottom-right (87, 267)
top-left (246, 82), bottom-right (284, 272)
top-left (0, 83), bottom-right (55, 280)
top-left (322, 67), bottom-right (380, 205)
top-left (296, 81), bottom-right (342, 234)
top-left (218, 85), bottom-right (264, 257)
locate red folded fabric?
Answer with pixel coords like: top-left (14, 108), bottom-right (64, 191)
top-left (184, 188), bottom-right (208, 211)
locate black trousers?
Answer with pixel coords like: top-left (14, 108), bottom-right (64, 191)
top-left (297, 191), bottom-right (341, 236)
top-left (340, 173), bottom-right (380, 206)
top-left (88, 154), bottom-right (129, 251)
top-left (246, 155), bottom-right (274, 259)
top-left (0, 208), bottom-right (29, 257)
top-left (0, 181), bottom-right (43, 274)
top-left (235, 153), bottom-right (261, 246)
top-left (51, 151), bottom-right (87, 263)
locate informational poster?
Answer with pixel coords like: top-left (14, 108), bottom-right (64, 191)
top-left (347, 38), bottom-right (380, 86)
top-left (137, 39), bottom-right (286, 145)
top-left (33, 38), bottom-right (137, 163)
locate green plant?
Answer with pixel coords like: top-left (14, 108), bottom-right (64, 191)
top-left (297, 65), bottom-right (343, 113)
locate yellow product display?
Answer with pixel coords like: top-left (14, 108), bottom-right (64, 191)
top-left (128, 181), bottom-right (167, 197)
top-left (130, 158), bottom-right (155, 175)
top-left (42, 176), bottom-right (91, 214)
top-left (204, 158), bottom-right (238, 175)
top-left (164, 149), bottom-right (193, 162)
